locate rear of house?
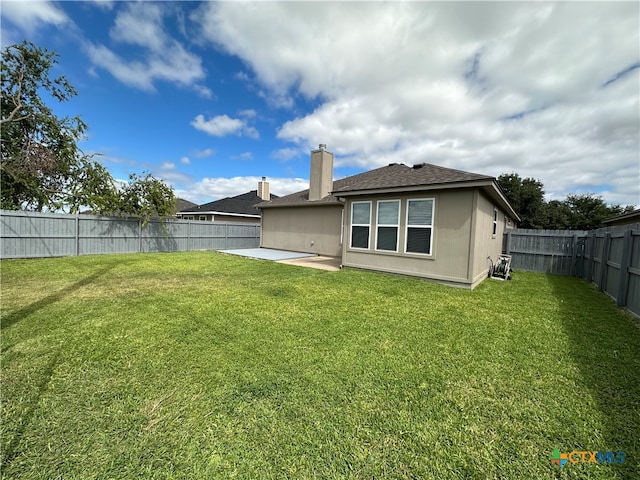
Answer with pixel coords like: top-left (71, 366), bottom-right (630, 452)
top-left (258, 146), bottom-right (518, 288)
top-left (341, 186), bottom-right (512, 288)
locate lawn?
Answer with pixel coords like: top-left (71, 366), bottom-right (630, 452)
top-left (1, 252), bottom-right (639, 479)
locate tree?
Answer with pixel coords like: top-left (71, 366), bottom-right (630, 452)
top-left (497, 173), bottom-right (545, 228)
top-left (118, 173), bottom-right (176, 225)
top-left (564, 193), bottom-right (624, 230)
top-left (1, 41), bottom-right (175, 221)
top-left (1, 41), bottom-right (105, 211)
top-left (542, 200), bottom-right (572, 230)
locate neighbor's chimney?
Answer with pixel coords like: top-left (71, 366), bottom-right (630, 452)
top-left (258, 176), bottom-right (270, 200)
top-left (309, 144), bottom-right (334, 201)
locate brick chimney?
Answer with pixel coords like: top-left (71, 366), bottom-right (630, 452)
top-left (257, 176), bottom-right (270, 200)
top-left (309, 144), bottom-right (334, 201)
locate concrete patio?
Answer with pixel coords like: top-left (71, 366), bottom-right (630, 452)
top-left (221, 248), bottom-right (341, 271)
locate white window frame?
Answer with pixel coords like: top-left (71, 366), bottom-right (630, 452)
top-left (405, 198), bottom-right (435, 256)
top-left (350, 201), bottom-right (372, 250)
top-left (375, 200), bottom-right (400, 252)
top-left (492, 208), bottom-right (498, 238)
top-left (199, 215), bottom-right (207, 221)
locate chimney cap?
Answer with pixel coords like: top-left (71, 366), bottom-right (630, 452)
top-left (261, 176), bottom-right (266, 181)
top-left (319, 143), bottom-right (327, 151)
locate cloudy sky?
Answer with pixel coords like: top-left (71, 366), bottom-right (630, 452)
top-left (2, 1), bottom-right (639, 207)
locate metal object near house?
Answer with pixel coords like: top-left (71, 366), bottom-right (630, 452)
top-left (488, 254), bottom-right (512, 280)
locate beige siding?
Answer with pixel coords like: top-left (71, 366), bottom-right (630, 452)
top-left (469, 190), bottom-right (506, 285)
top-left (261, 205), bottom-right (343, 256)
top-left (342, 189), bottom-right (475, 286)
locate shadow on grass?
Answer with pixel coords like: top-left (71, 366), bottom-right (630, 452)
top-left (1, 351), bottom-right (61, 468)
top-left (1, 264), bottom-right (116, 330)
top-left (547, 274), bottom-right (640, 476)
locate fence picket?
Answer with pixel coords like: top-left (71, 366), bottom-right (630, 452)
top-left (0, 210), bottom-right (260, 259)
top-left (502, 224), bottom-right (640, 318)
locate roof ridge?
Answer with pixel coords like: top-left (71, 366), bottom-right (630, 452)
top-left (259, 161), bottom-right (497, 209)
top-left (179, 189), bottom-right (278, 214)
top-left (417, 162), bottom-right (493, 178)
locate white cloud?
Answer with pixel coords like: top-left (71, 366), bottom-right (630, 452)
top-left (271, 148), bottom-right (301, 162)
top-left (85, 43), bottom-right (154, 91)
top-left (110, 2), bottom-right (165, 51)
top-left (180, 156), bottom-right (190, 165)
top-left (1, 0), bottom-right (69, 33)
top-left (161, 161), bottom-right (175, 170)
top-left (233, 152), bottom-right (253, 160)
top-left (193, 148), bottom-right (214, 158)
top-left (178, 176), bottom-right (309, 204)
top-left (197, 2), bottom-right (640, 206)
top-left (194, 85), bottom-right (214, 99)
top-left (88, 0), bottom-right (114, 11)
top-left (86, 2), bottom-right (208, 95)
top-left (191, 114), bottom-right (243, 136)
top-left (191, 114), bottom-right (259, 139)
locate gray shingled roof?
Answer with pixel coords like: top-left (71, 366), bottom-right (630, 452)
top-left (258, 163), bottom-right (493, 208)
top-left (180, 190), bottom-right (278, 216)
top-left (175, 198), bottom-right (197, 212)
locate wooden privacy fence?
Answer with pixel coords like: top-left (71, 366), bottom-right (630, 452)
top-left (0, 210), bottom-right (260, 259)
top-left (503, 224), bottom-right (640, 317)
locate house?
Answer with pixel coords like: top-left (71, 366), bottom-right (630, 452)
top-left (602, 208), bottom-right (640, 227)
top-left (175, 198), bottom-right (197, 212)
top-left (177, 178), bottom-right (277, 224)
top-left (257, 145), bottom-right (519, 289)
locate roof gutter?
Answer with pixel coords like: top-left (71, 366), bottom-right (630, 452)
top-left (257, 199), bottom-right (344, 209)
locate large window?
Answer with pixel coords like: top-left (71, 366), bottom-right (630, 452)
top-left (405, 199), bottom-right (434, 255)
top-left (376, 200), bottom-right (400, 251)
top-left (351, 201), bottom-right (371, 249)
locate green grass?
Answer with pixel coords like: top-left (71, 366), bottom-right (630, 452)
top-left (1, 252), bottom-right (639, 479)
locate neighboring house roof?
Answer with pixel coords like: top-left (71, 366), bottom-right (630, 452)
top-left (258, 163), bottom-right (519, 221)
top-left (602, 208), bottom-right (640, 226)
top-left (178, 190), bottom-right (279, 217)
top-left (175, 198), bottom-right (197, 212)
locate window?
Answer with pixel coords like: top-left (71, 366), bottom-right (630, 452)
top-left (492, 208), bottom-right (498, 237)
top-left (199, 215), bottom-right (207, 221)
top-left (376, 200), bottom-right (400, 251)
top-left (405, 199), bottom-right (434, 255)
top-left (351, 201), bottom-right (371, 249)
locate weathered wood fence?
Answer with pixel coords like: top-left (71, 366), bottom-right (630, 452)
top-left (503, 224), bottom-right (640, 317)
top-left (0, 210), bottom-right (260, 259)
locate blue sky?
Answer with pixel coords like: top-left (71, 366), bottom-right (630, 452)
top-left (2, 1), bottom-right (639, 207)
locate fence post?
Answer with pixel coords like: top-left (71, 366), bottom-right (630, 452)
top-left (617, 229), bottom-right (632, 307)
top-left (138, 219), bottom-right (142, 253)
top-left (598, 232), bottom-right (611, 292)
top-left (568, 233), bottom-right (576, 276)
top-left (187, 220), bottom-right (191, 252)
top-left (75, 215), bottom-right (80, 256)
top-left (224, 223), bottom-right (228, 250)
top-left (505, 230), bottom-right (512, 255)
top-left (586, 232), bottom-right (596, 283)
